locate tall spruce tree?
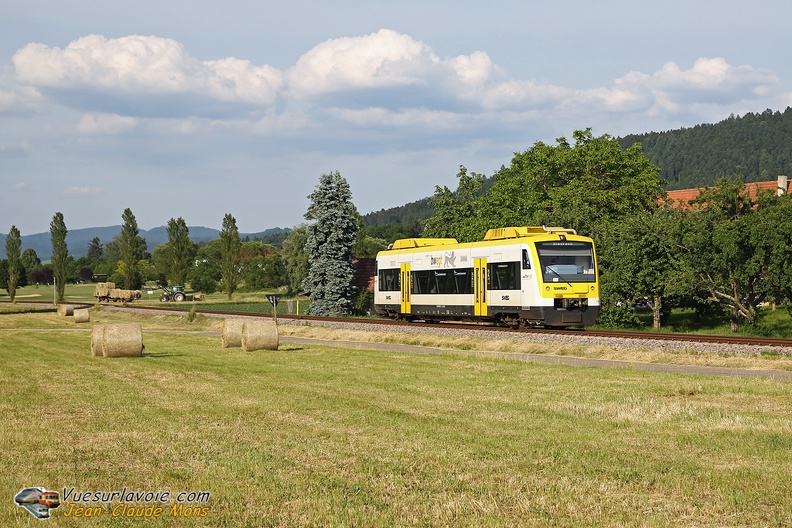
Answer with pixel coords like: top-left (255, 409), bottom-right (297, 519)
top-left (50, 212), bottom-right (68, 302)
top-left (166, 217), bottom-right (194, 286)
top-left (219, 213), bottom-right (242, 300)
top-left (119, 208), bottom-right (146, 289)
top-left (5, 225), bottom-right (22, 303)
top-left (303, 171), bottom-right (359, 316)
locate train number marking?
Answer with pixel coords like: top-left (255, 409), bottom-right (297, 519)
top-left (501, 295), bottom-right (510, 301)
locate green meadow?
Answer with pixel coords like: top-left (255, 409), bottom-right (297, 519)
top-left (1, 308), bottom-right (791, 527)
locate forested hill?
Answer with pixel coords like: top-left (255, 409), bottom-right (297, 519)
top-left (361, 198), bottom-right (434, 227)
top-left (364, 107), bottom-right (792, 226)
top-left (618, 107), bottom-right (792, 190)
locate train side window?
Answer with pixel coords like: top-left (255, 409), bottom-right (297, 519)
top-left (522, 249), bottom-right (531, 270)
top-left (411, 269), bottom-right (473, 294)
top-left (412, 271), bottom-right (432, 294)
top-left (488, 262), bottom-right (520, 290)
top-left (378, 269), bottom-right (400, 291)
top-left (454, 269), bottom-right (472, 294)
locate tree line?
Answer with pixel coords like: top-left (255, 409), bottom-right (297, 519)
top-left (2, 210), bottom-right (305, 303)
top-left (1, 172), bottom-right (386, 317)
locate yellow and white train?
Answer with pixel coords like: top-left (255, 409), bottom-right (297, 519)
top-left (374, 226), bottom-right (600, 328)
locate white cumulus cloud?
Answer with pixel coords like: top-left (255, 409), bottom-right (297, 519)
top-left (14, 35), bottom-right (197, 91)
top-left (288, 29), bottom-right (442, 96)
top-left (13, 34), bottom-right (282, 106)
top-left (0, 84), bottom-right (43, 115)
top-left (614, 57), bottom-right (779, 106)
top-left (479, 57), bottom-right (780, 117)
top-left (288, 29), bottom-right (499, 106)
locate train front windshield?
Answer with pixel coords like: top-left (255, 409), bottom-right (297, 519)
top-left (535, 241), bottom-right (596, 283)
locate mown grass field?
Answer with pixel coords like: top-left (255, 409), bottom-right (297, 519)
top-left (1, 307), bottom-right (791, 526)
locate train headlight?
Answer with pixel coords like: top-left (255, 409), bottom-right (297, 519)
top-left (545, 286), bottom-right (550, 291)
top-left (591, 285), bottom-right (595, 291)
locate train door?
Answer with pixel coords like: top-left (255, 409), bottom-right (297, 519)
top-left (400, 263), bottom-right (411, 315)
top-left (474, 257), bottom-right (488, 316)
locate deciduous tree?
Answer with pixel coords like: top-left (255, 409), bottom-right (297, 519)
top-left (21, 248), bottom-right (40, 274)
top-left (423, 166), bottom-right (486, 242)
top-left (50, 212), bottom-right (68, 302)
top-left (282, 224), bottom-right (310, 294)
top-left (679, 177), bottom-right (792, 332)
top-left (219, 214), bottom-right (242, 300)
top-left (166, 217), bottom-right (194, 286)
top-left (191, 240), bottom-right (221, 294)
top-left (598, 206), bottom-right (688, 329)
top-left (5, 226), bottom-right (22, 302)
top-left (119, 208), bottom-right (146, 289)
top-left (86, 237), bottom-right (103, 263)
top-left (476, 129), bottom-right (664, 238)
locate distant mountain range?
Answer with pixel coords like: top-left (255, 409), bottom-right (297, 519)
top-left (0, 225), bottom-right (290, 261)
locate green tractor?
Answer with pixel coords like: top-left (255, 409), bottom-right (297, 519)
top-left (159, 285), bottom-right (187, 302)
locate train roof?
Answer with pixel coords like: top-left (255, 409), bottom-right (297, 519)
top-left (388, 237), bottom-right (458, 250)
top-left (483, 226), bottom-right (577, 240)
top-left (381, 226), bottom-right (589, 255)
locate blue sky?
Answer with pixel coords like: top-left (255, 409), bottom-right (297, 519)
top-left (2, 0), bottom-right (790, 236)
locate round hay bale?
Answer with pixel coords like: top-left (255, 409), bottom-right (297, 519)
top-left (91, 325), bottom-right (105, 357)
top-left (57, 304), bottom-right (74, 317)
top-left (103, 324), bottom-right (144, 358)
top-left (74, 308), bottom-right (90, 323)
top-left (242, 320), bottom-right (279, 351)
top-left (221, 318), bottom-right (245, 348)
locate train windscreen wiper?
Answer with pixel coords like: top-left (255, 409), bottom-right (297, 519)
top-left (544, 266), bottom-right (574, 289)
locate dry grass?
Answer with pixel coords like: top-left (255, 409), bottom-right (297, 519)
top-left (1, 309), bottom-right (791, 526)
top-left (278, 324), bottom-right (792, 372)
